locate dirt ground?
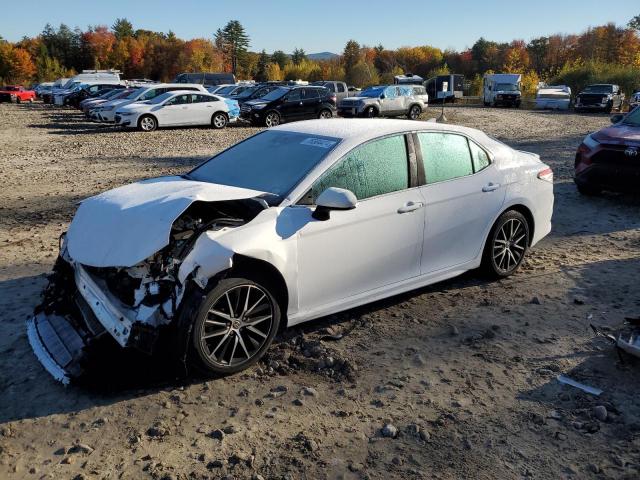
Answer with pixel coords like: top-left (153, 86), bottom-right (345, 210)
top-left (1, 103), bottom-right (639, 480)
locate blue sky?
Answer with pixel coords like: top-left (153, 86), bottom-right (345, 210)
top-left (1, 0), bottom-right (639, 53)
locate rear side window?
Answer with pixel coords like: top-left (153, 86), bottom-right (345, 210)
top-left (418, 133), bottom-right (473, 183)
top-left (324, 83), bottom-right (336, 92)
top-left (337, 83), bottom-right (345, 93)
top-left (311, 135), bottom-right (408, 201)
top-left (305, 88), bottom-right (321, 99)
top-left (468, 140), bottom-right (491, 172)
top-left (287, 89), bottom-right (302, 101)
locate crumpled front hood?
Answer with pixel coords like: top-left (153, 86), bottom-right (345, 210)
top-left (66, 176), bottom-right (268, 268)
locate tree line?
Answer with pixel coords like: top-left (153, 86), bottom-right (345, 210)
top-left (1, 15), bottom-right (639, 95)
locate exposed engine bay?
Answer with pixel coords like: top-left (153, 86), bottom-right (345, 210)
top-left (29, 198), bottom-right (268, 383)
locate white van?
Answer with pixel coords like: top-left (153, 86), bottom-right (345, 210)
top-left (54, 71), bottom-right (123, 105)
top-left (483, 73), bottom-right (522, 107)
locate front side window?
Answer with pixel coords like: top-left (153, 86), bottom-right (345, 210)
top-left (287, 89), bottom-right (302, 102)
top-left (418, 133), bottom-right (473, 183)
top-left (165, 94), bottom-right (190, 106)
top-left (337, 83), bottom-right (345, 93)
top-left (311, 135), bottom-right (408, 202)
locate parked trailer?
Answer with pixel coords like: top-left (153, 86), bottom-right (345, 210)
top-left (394, 73), bottom-right (424, 86)
top-left (425, 74), bottom-right (464, 103)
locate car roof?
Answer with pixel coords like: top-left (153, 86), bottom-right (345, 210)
top-left (273, 118), bottom-right (479, 142)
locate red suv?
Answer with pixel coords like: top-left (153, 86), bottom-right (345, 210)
top-left (575, 109), bottom-right (640, 195)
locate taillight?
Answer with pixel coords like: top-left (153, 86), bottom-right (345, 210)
top-left (537, 167), bottom-right (553, 182)
top-left (330, 94), bottom-right (336, 102)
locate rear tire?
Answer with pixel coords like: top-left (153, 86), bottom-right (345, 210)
top-left (212, 112), bottom-right (228, 129)
top-left (481, 210), bottom-right (530, 278)
top-left (188, 276), bottom-right (281, 376)
top-left (365, 106), bottom-right (377, 118)
top-left (407, 104), bottom-right (422, 119)
top-left (318, 109), bottom-right (333, 119)
top-left (138, 115), bottom-right (157, 132)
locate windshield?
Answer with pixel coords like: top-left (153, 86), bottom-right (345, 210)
top-left (126, 87), bottom-right (146, 99)
top-left (233, 86), bottom-right (260, 98)
top-left (188, 130), bottom-right (340, 199)
top-left (622, 108), bottom-right (640, 127)
top-left (215, 86), bottom-right (236, 95)
top-left (148, 92), bottom-right (175, 104)
top-left (358, 87), bottom-right (385, 98)
top-left (496, 83), bottom-right (518, 91)
top-left (583, 85), bottom-right (614, 93)
top-left (259, 87), bottom-right (289, 102)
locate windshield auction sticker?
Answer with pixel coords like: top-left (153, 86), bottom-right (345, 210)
top-left (300, 138), bottom-right (337, 149)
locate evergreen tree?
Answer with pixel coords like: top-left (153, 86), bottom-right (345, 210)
top-left (112, 18), bottom-right (134, 40)
top-left (291, 48), bottom-right (306, 65)
top-left (255, 50), bottom-right (270, 81)
top-left (271, 50), bottom-right (288, 70)
top-left (214, 20), bottom-right (250, 75)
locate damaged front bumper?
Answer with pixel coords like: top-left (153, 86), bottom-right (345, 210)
top-left (28, 249), bottom-right (175, 384)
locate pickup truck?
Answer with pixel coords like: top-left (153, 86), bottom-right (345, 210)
top-left (0, 85), bottom-right (36, 103)
top-left (338, 85), bottom-right (425, 119)
top-left (575, 84), bottom-right (624, 113)
top-left (311, 81), bottom-right (351, 103)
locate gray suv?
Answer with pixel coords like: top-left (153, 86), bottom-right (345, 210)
top-left (338, 85), bottom-right (425, 119)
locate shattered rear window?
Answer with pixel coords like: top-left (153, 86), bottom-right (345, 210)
top-left (188, 130), bottom-right (340, 199)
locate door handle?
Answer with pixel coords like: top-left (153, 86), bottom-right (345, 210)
top-left (482, 183), bottom-right (500, 192)
top-left (299, 101), bottom-right (303, 105)
top-left (397, 201), bottom-right (424, 213)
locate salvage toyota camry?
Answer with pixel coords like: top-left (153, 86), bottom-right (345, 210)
top-left (29, 119), bottom-right (554, 383)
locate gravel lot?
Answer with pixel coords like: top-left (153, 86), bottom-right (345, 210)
top-left (1, 103), bottom-right (639, 480)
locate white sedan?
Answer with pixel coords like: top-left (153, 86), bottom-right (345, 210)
top-left (114, 90), bottom-right (239, 131)
top-left (28, 119), bottom-right (553, 383)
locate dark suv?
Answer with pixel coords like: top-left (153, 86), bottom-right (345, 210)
top-left (241, 86), bottom-right (336, 127)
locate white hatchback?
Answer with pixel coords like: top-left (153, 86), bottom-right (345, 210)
top-left (28, 119), bottom-right (553, 383)
top-left (115, 90), bottom-right (240, 131)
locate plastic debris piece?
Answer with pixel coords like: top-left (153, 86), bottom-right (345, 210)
top-left (557, 375), bottom-right (603, 396)
top-left (616, 333), bottom-right (640, 359)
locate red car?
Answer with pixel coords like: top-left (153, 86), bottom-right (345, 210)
top-left (575, 109), bottom-right (640, 195)
top-left (0, 85), bottom-right (36, 103)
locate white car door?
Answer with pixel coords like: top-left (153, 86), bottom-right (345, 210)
top-left (295, 134), bottom-right (425, 313)
top-left (416, 132), bottom-right (506, 274)
top-left (156, 94), bottom-right (192, 126)
top-left (191, 94), bottom-right (218, 125)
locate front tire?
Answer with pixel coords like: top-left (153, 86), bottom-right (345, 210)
top-left (189, 277), bottom-right (280, 375)
top-left (407, 104), bottom-right (422, 119)
top-left (365, 106), bottom-right (377, 118)
top-left (482, 210), bottom-right (529, 278)
top-left (138, 115), bottom-right (157, 132)
top-left (264, 111), bottom-right (281, 127)
top-left (212, 112), bottom-right (228, 129)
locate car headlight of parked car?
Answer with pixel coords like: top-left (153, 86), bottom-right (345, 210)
top-left (497, 94), bottom-right (503, 99)
top-left (117, 111), bottom-right (132, 116)
top-left (251, 104), bottom-right (266, 110)
top-left (583, 134), bottom-right (599, 150)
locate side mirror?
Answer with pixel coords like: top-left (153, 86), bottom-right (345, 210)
top-left (379, 94), bottom-right (385, 99)
top-left (312, 187), bottom-right (357, 221)
top-left (610, 113), bottom-right (624, 124)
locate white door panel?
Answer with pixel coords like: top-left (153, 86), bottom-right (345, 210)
top-left (419, 166), bottom-right (506, 273)
top-left (296, 189), bottom-right (424, 312)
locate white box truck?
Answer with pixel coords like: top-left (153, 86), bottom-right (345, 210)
top-left (483, 73), bottom-right (522, 108)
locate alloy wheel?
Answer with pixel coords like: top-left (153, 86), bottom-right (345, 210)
top-left (140, 116), bottom-right (156, 131)
top-left (366, 107), bottom-right (376, 118)
top-left (213, 113), bottom-right (227, 128)
top-left (319, 110), bottom-right (332, 119)
top-left (199, 284), bottom-right (274, 367)
top-left (265, 112), bottom-right (280, 127)
top-left (409, 106), bottom-right (421, 119)
top-left (492, 218), bottom-right (527, 273)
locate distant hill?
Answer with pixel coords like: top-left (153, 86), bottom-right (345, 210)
top-left (307, 52), bottom-right (339, 61)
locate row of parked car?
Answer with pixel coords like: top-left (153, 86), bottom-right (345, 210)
top-left (41, 71), bottom-right (432, 131)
